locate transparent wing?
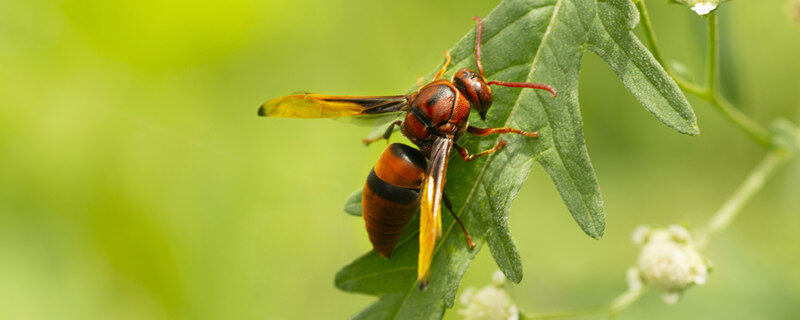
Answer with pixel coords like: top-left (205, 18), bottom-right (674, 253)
top-left (417, 136), bottom-right (453, 289)
top-left (259, 93), bottom-right (408, 119)
top-left (334, 110), bottom-right (405, 127)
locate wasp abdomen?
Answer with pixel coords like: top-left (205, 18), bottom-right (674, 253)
top-left (362, 143), bottom-right (427, 258)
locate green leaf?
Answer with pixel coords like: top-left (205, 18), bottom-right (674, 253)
top-left (339, 0), bottom-right (697, 318)
top-left (344, 189), bottom-right (363, 216)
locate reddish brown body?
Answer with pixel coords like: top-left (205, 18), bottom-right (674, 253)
top-left (402, 80), bottom-right (471, 156)
top-left (362, 143), bottom-right (427, 257)
top-left (364, 77), bottom-right (490, 258)
top-left (358, 27), bottom-right (555, 265)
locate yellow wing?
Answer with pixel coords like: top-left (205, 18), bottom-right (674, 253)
top-left (418, 137), bottom-right (453, 290)
top-left (259, 93), bottom-right (408, 118)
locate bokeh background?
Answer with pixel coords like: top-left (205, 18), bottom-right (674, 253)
top-left (1, 0), bottom-right (799, 319)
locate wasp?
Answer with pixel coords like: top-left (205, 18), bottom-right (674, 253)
top-left (259, 16), bottom-right (556, 289)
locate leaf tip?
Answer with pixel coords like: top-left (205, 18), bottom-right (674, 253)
top-left (343, 189), bottom-right (363, 216)
top-left (333, 268), bottom-right (348, 291)
top-left (687, 123), bottom-right (701, 136)
top-left (584, 220), bottom-right (606, 240)
top-left (669, 119), bottom-right (701, 136)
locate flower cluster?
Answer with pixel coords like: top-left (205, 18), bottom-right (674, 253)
top-left (458, 271), bottom-right (519, 320)
top-left (628, 225), bottom-right (710, 304)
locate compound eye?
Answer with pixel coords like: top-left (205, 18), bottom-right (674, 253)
top-left (474, 84), bottom-right (493, 120)
top-left (454, 69), bottom-right (493, 119)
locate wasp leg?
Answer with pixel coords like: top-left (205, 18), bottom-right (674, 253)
top-left (454, 140), bottom-right (507, 162)
top-left (443, 193), bottom-right (475, 249)
top-left (362, 120), bottom-right (402, 145)
top-left (431, 50), bottom-right (452, 81)
top-left (467, 126), bottom-right (539, 138)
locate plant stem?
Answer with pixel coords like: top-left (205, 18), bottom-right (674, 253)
top-left (608, 287), bottom-right (647, 317)
top-left (514, 4), bottom-right (795, 319)
top-left (701, 12), bottom-right (772, 147)
top-left (518, 147), bottom-right (793, 318)
top-left (704, 12), bottom-right (717, 95)
top-left (516, 148), bottom-right (794, 319)
top-left (521, 288), bottom-right (648, 319)
top-left (673, 74), bottom-right (708, 97)
top-left (633, 0), bottom-right (708, 96)
top-left (708, 94), bottom-right (773, 148)
top-left (695, 149), bottom-right (792, 249)
top-left (521, 306), bottom-right (606, 320)
top-left (634, 0), bottom-right (773, 148)
top-left (633, 0), bottom-right (664, 66)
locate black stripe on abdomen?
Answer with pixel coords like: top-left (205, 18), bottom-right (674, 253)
top-left (388, 143), bottom-right (427, 171)
top-left (366, 169), bottom-right (418, 204)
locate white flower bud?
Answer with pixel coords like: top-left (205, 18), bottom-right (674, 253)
top-left (667, 224), bottom-right (691, 244)
top-left (691, 2), bottom-right (717, 16)
top-left (672, 0), bottom-right (725, 16)
top-left (631, 226), bottom-right (709, 304)
top-left (459, 286), bottom-right (518, 320)
top-left (459, 271), bottom-right (519, 320)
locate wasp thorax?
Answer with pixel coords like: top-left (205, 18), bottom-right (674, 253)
top-left (453, 68), bottom-right (493, 120)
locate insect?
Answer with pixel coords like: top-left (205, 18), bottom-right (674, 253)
top-left (258, 16), bottom-right (556, 289)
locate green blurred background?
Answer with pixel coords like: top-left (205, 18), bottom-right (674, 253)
top-left (1, 0), bottom-right (799, 319)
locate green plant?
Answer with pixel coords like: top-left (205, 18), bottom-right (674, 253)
top-left (471, 1), bottom-right (800, 318)
top-left (340, 0), bottom-right (800, 319)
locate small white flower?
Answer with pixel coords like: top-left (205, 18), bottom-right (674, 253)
top-left (674, 0), bottom-right (725, 16)
top-left (459, 270), bottom-right (519, 320)
top-left (630, 225), bottom-right (709, 304)
top-left (638, 240), bottom-right (694, 289)
top-left (459, 286), bottom-right (518, 320)
top-left (667, 224), bottom-right (691, 243)
top-left (691, 2), bottom-right (718, 16)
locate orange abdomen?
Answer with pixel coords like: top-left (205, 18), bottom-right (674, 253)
top-left (362, 143), bottom-right (427, 258)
